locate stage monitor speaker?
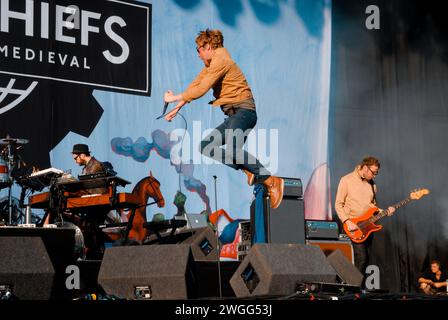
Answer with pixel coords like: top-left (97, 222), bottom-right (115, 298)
top-left (0, 226), bottom-right (77, 300)
top-left (98, 244), bottom-right (195, 299)
top-left (250, 196), bottom-right (305, 244)
top-left (327, 249), bottom-right (363, 287)
top-left (0, 237), bottom-right (55, 300)
top-left (178, 227), bottom-right (220, 262)
top-left (229, 244), bottom-right (337, 297)
top-left (144, 226), bottom-right (220, 262)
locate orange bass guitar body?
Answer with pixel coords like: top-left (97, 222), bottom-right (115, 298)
top-left (343, 207), bottom-right (383, 243)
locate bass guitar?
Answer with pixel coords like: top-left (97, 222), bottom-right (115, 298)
top-left (343, 188), bottom-right (429, 243)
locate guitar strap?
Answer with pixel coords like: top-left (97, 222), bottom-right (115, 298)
top-left (369, 180), bottom-right (377, 205)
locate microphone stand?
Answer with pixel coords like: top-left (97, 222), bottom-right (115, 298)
top-left (213, 175), bottom-right (223, 299)
top-left (7, 143), bottom-right (14, 225)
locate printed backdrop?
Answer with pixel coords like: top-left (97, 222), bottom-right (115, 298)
top-left (1, 0), bottom-right (332, 223)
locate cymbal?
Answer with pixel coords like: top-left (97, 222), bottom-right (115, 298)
top-left (0, 137), bottom-right (29, 145)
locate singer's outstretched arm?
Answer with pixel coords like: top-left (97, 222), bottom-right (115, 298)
top-left (164, 90), bottom-right (186, 121)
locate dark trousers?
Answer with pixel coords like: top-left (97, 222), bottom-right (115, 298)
top-left (200, 108), bottom-right (270, 183)
top-left (352, 235), bottom-right (374, 285)
top-left (74, 209), bottom-right (110, 260)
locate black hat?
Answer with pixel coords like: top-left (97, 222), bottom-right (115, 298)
top-left (72, 144), bottom-right (90, 154)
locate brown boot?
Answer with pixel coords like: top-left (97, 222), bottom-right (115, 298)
top-left (263, 176), bottom-right (284, 209)
top-left (242, 169), bottom-right (255, 186)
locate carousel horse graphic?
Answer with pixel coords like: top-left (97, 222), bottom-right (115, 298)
top-left (105, 171), bottom-right (165, 243)
top-left (127, 171), bottom-right (165, 241)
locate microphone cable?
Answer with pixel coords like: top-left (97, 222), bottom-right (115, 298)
top-left (176, 112), bottom-right (188, 193)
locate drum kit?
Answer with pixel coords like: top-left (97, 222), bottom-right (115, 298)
top-left (0, 135), bottom-right (89, 262)
top-left (0, 134), bottom-right (39, 225)
top-left (0, 135), bottom-right (85, 259)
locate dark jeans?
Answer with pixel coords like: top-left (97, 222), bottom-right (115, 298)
top-left (352, 234), bottom-right (374, 285)
top-left (200, 108), bottom-right (270, 183)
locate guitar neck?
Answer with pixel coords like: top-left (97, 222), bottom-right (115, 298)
top-left (393, 197), bottom-right (413, 210)
top-left (370, 197), bottom-right (413, 223)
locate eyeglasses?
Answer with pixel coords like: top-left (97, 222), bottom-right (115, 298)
top-left (196, 45), bottom-right (210, 53)
top-left (367, 166), bottom-right (379, 176)
top-left (73, 154), bottom-right (80, 160)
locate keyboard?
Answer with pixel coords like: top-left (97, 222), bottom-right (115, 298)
top-left (29, 192), bottom-right (141, 210)
top-left (30, 168), bottom-right (63, 177)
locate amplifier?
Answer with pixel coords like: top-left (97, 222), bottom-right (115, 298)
top-left (306, 239), bottom-right (354, 264)
top-left (305, 220), bottom-right (339, 240)
top-left (250, 197), bottom-right (305, 245)
top-left (237, 221), bottom-right (252, 261)
top-left (282, 177), bottom-right (302, 198)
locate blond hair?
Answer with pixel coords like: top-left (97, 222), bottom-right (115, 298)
top-left (195, 29), bottom-right (224, 49)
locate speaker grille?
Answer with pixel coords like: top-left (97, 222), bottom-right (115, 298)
top-left (98, 244), bottom-right (194, 299)
top-left (0, 237), bottom-right (55, 300)
top-left (327, 249), bottom-right (363, 286)
top-left (230, 244), bottom-right (337, 297)
top-left (251, 197), bottom-right (305, 244)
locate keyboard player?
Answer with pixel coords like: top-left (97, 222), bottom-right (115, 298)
top-left (44, 144), bottom-right (112, 259)
top-left (72, 144), bottom-right (108, 195)
top-left (72, 144), bottom-right (111, 259)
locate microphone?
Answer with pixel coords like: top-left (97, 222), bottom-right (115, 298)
top-left (156, 102), bottom-right (169, 120)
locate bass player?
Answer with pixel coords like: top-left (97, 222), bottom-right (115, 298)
top-left (335, 156), bottom-right (396, 276)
